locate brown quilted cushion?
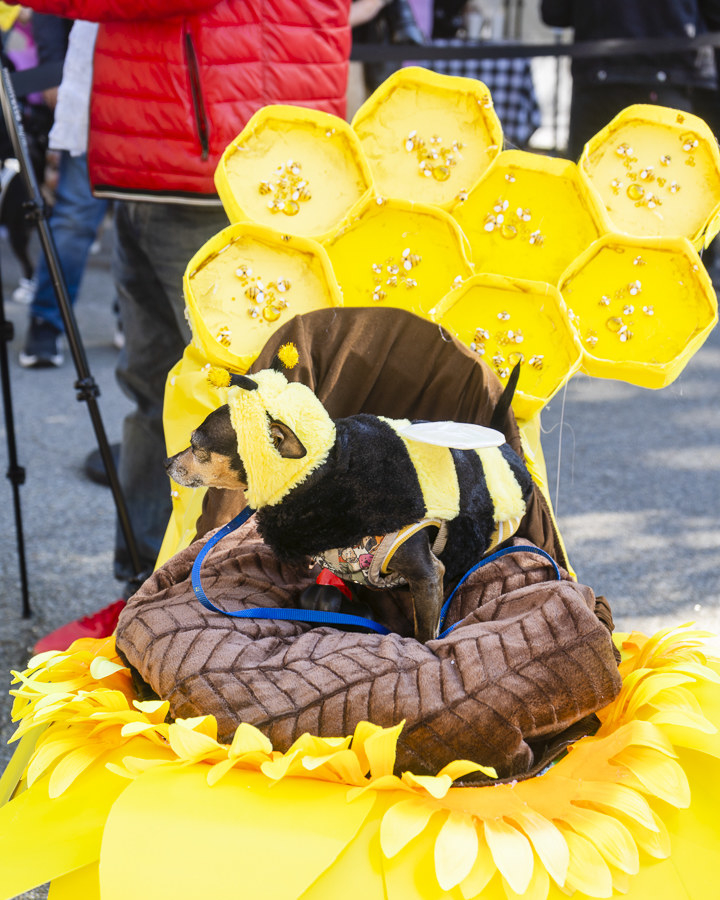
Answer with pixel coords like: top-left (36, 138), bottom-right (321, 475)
top-left (116, 519), bottom-right (622, 779)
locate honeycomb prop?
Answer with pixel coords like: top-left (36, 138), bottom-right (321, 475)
top-left (177, 66), bottom-right (719, 423)
top-left (579, 104), bottom-right (720, 248)
top-left (558, 233), bottom-right (717, 387)
top-left (215, 105), bottom-right (373, 240)
top-left (324, 197), bottom-right (472, 316)
top-left (452, 149), bottom-right (611, 285)
top-left (351, 66), bottom-right (503, 210)
top-left (430, 274), bottom-right (583, 421)
top-left (184, 223), bottom-right (342, 373)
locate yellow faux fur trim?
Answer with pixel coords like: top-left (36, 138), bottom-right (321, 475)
top-left (384, 419), bottom-right (461, 520)
top-left (228, 370), bottom-right (336, 508)
top-left (477, 446), bottom-right (527, 523)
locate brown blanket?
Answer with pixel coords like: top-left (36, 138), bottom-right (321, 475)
top-left (116, 519), bottom-right (621, 779)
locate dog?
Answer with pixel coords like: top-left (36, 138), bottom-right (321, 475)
top-left (165, 364), bottom-right (534, 642)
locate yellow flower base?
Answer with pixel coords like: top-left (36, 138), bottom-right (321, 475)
top-left (1, 626), bottom-right (719, 900)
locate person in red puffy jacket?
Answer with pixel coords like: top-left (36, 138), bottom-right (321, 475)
top-left (17, 0), bottom-right (352, 652)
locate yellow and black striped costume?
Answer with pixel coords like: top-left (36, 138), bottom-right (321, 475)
top-left (227, 369), bottom-right (534, 588)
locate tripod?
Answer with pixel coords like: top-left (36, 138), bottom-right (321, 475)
top-left (0, 65), bottom-right (143, 616)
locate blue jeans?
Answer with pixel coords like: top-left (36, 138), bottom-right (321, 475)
top-left (30, 151), bottom-right (109, 332)
top-left (112, 200), bottom-right (229, 587)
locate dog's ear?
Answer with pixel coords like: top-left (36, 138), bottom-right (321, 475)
top-left (229, 373), bottom-right (259, 391)
top-left (269, 420), bottom-right (307, 459)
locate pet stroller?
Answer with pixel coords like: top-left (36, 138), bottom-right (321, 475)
top-left (1, 68), bottom-right (719, 900)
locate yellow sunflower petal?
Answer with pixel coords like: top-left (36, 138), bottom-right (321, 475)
top-left (228, 722), bottom-right (273, 757)
top-left (260, 750), bottom-right (301, 781)
top-left (511, 810), bottom-right (569, 886)
top-left (206, 758), bottom-right (238, 787)
top-left (132, 699), bottom-right (171, 720)
top-left (484, 817), bottom-right (534, 896)
top-left (48, 743), bottom-right (109, 798)
top-left (402, 772), bottom-right (453, 799)
top-left (563, 807), bottom-right (639, 874)
top-left (437, 759), bottom-right (497, 781)
top-left (10, 673), bottom-right (90, 695)
top-left (578, 782), bottom-right (659, 831)
top-left (607, 865), bottom-right (632, 895)
top-left (561, 828), bottom-right (613, 898)
top-left (647, 706), bottom-right (717, 734)
top-left (24, 650), bottom-right (71, 670)
top-left (612, 746), bottom-right (691, 807)
top-left (347, 774), bottom-right (407, 800)
top-left (88, 657), bottom-right (127, 680)
top-left (25, 735), bottom-right (78, 787)
top-left (629, 809), bottom-right (671, 859)
top-left (380, 796), bottom-right (437, 858)
top-left (302, 749), bottom-right (368, 785)
top-left (434, 810), bottom-right (480, 891)
top-left (348, 720), bottom-right (380, 773)
top-left (105, 756), bottom-right (171, 779)
top-left (286, 733), bottom-right (350, 756)
top-left (167, 723), bottom-right (222, 761)
top-left (90, 691), bottom-right (135, 712)
top-left (670, 660), bottom-right (720, 684)
top-left (501, 864), bottom-right (550, 900)
top-left (459, 833), bottom-right (497, 899)
top-left (119, 722), bottom-right (168, 742)
top-left (173, 715), bottom-right (218, 739)
top-left (620, 671), bottom-right (696, 724)
top-left (364, 721), bottom-right (404, 779)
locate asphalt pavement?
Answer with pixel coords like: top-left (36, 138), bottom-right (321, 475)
top-left (0, 219), bottom-right (718, 898)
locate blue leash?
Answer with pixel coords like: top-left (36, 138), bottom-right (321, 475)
top-left (191, 507), bottom-right (391, 635)
top-left (191, 511), bottom-right (561, 639)
top-left (436, 544), bottom-right (561, 639)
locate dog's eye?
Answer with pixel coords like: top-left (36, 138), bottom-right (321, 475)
top-left (192, 446), bottom-right (210, 462)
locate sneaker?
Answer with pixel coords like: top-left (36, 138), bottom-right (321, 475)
top-left (12, 276), bottom-right (37, 304)
top-left (33, 598), bottom-right (127, 654)
top-left (19, 317), bottom-right (64, 368)
top-left (112, 322), bottom-right (125, 350)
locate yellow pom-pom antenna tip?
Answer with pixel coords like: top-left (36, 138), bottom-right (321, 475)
top-left (277, 342), bottom-right (299, 370)
top-left (207, 366), bottom-right (232, 389)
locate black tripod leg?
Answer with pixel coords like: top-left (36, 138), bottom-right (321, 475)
top-left (0, 256), bottom-right (30, 617)
top-left (0, 66), bottom-right (144, 581)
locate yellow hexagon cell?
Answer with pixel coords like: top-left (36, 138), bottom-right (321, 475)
top-left (184, 223), bottom-right (342, 372)
top-left (431, 273), bottom-right (583, 421)
top-left (351, 66), bottom-right (503, 210)
top-left (558, 234), bottom-right (718, 388)
top-left (452, 150), bottom-right (611, 285)
top-left (215, 105), bottom-right (374, 240)
top-left (323, 197), bottom-right (473, 318)
top-left (579, 104), bottom-right (720, 247)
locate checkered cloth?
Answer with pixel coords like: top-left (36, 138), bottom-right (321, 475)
top-left (414, 41), bottom-right (541, 148)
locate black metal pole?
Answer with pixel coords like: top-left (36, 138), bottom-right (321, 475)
top-left (0, 65), bottom-right (143, 580)
top-left (0, 252), bottom-right (30, 616)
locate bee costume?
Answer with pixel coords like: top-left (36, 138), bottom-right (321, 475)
top-left (224, 363), bottom-right (533, 593)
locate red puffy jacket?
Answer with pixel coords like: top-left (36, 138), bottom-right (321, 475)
top-left (17, 0), bottom-right (351, 202)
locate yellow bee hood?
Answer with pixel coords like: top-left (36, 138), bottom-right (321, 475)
top-left (227, 369), bottom-right (336, 508)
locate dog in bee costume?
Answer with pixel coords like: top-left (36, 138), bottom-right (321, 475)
top-left (166, 346), bottom-right (534, 642)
